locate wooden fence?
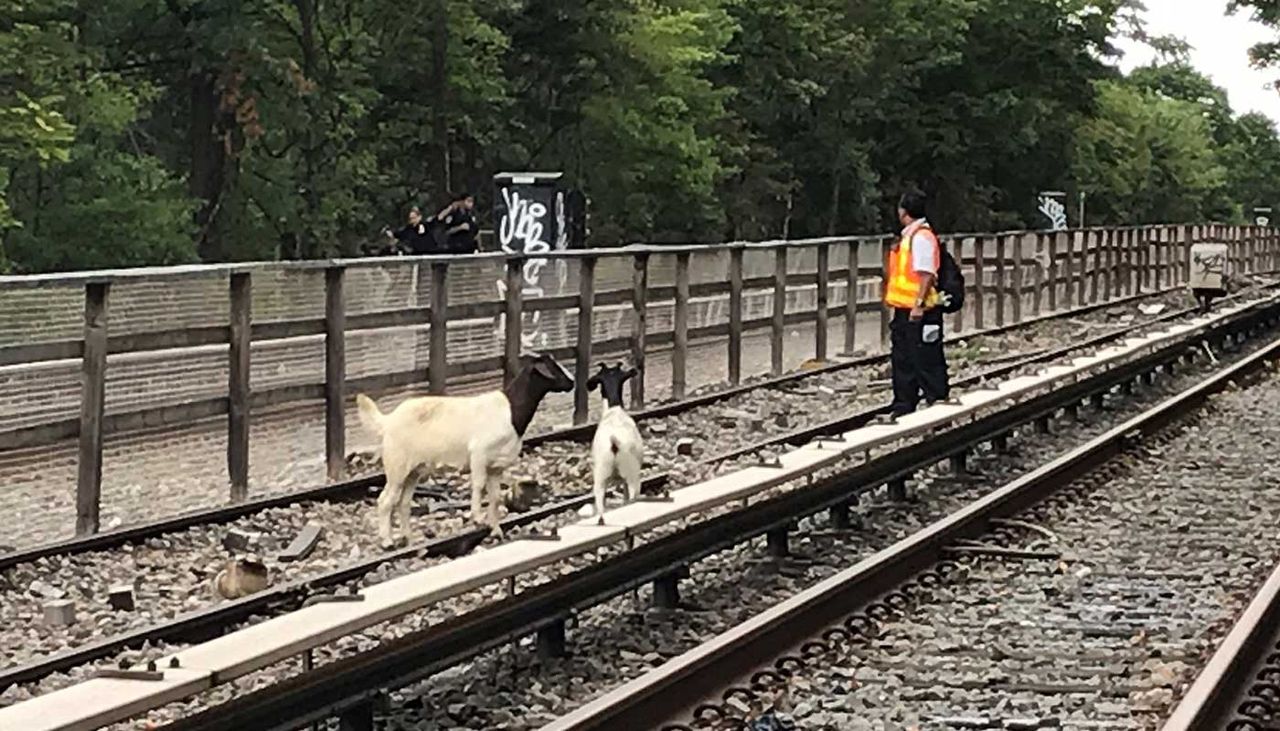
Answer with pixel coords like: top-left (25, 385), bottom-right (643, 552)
top-left (0, 222), bottom-right (1274, 536)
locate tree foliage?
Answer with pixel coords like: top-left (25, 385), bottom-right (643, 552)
top-left (1, 0), bottom-right (1279, 272)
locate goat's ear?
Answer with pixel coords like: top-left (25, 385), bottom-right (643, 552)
top-left (586, 374), bottom-right (600, 390)
top-left (623, 368), bottom-right (639, 382)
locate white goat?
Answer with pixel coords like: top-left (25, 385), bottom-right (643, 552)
top-left (355, 352), bottom-right (575, 549)
top-left (587, 364), bottom-right (644, 524)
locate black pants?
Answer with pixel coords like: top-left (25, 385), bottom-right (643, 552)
top-left (889, 308), bottom-right (949, 416)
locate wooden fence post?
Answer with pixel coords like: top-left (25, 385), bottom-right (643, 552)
top-left (1075, 230), bottom-right (1088, 305)
top-left (1010, 235), bottom-right (1023, 324)
top-left (429, 262), bottom-right (449, 395)
top-left (842, 241), bottom-right (858, 355)
top-left (1089, 230), bottom-right (1102, 303)
top-left (815, 243), bottom-right (829, 362)
top-left (573, 257), bottom-right (596, 425)
top-left (1101, 230), bottom-right (1114, 301)
top-left (503, 257), bottom-right (523, 386)
top-left (324, 266), bottom-right (345, 482)
top-left (1032, 234), bottom-right (1045, 317)
top-left (631, 252), bottom-right (649, 409)
top-left (771, 247), bottom-right (787, 375)
top-left (673, 252), bottom-right (690, 400)
top-left (228, 272), bottom-right (251, 501)
top-left (728, 247), bottom-right (744, 386)
top-left (973, 236), bottom-right (987, 328)
top-left (994, 235), bottom-right (1007, 327)
top-left (1046, 233), bottom-right (1058, 312)
top-left (76, 281), bottom-right (109, 536)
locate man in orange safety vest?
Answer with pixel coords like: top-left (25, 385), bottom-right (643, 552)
top-left (884, 190), bottom-right (950, 417)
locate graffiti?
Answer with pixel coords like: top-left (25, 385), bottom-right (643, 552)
top-left (494, 186), bottom-right (561, 349)
top-left (1037, 195), bottom-right (1068, 231)
top-left (1193, 251), bottom-right (1225, 277)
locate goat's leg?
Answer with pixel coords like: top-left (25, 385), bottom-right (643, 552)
top-left (394, 474), bottom-right (417, 547)
top-left (592, 466), bottom-right (608, 525)
top-left (468, 453), bottom-right (488, 527)
top-left (379, 451), bottom-right (413, 550)
top-left (621, 452), bottom-right (643, 504)
top-left (486, 469), bottom-right (505, 538)
top-left (377, 478), bottom-right (404, 551)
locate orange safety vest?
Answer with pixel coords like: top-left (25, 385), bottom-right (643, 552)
top-left (884, 223), bottom-right (941, 310)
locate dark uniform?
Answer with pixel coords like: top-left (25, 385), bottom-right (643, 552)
top-left (885, 220), bottom-right (949, 416)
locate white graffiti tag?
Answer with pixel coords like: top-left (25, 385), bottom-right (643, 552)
top-left (1037, 195), bottom-right (1067, 231)
top-left (495, 187), bottom-right (554, 349)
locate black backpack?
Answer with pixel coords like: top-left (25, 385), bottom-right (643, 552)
top-left (936, 243), bottom-right (965, 314)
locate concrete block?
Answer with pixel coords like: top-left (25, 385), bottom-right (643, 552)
top-left (108, 586), bottom-right (135, 612)
top-left (222, 528), bottom-right (262, 552)
top-left (44, 600), bottom-right (76, 626)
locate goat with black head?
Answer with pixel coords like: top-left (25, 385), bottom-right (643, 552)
top-left (356, 351), bottom-right (574, 548)
top-left (587, 363), bottom-right (644, 524)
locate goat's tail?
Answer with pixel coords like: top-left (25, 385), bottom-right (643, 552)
top-left (355, 394), bottom-right (386, 436)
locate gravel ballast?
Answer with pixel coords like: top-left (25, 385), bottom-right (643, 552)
top-left (0, 293), bottom-right (1194, 695)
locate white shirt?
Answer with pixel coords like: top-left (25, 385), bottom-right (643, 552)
top-left (902, 218), bottom-right (939, 276)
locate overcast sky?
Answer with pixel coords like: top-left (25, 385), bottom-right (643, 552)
top-left (1111, 0), bottom-right (1280, 124)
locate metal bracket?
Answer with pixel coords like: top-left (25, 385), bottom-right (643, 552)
top-left (302, 593), bottom-right (365, 608)
top-left (96, 669), bottom-right (164, 681)
top-left (521, 528), bottom-right (562, 542)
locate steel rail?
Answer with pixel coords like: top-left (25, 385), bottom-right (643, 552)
top-left (153, 297), bottom-right (1280, 731)
top-left (0, 287), bottom-right (1196, 573)
top-left (545, 324), bottom-right (1280, 731)
top-left (1160, 558), bottom-right (1280, 730)
top-left (0, 295), bottom-right (1233, 692)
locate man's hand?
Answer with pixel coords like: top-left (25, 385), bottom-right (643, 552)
top-left (909, 306), bottom-right (924, 321)
top-left (936, 291), bottom-right (953, 308)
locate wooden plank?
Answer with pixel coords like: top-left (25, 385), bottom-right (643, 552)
top-left (673, 253), bottom-right (690, 400)
top-left (631, 253), bottom-right (649, 409)
top-left (76, 282), bottom-right (110, 537)
top-left (278, 522), bottom-right (324, 562)
top-left (252, 319), bottom-right (327, 342)
top-left (324, 267), bottom-right (346, 482)
top-left (771, 247), bottom-right (787, 375)
top-left (843, 240), bottom-right (858, 355)
top-left (994, 235), bottom-right (1007, 327)
top-left (728, 247), bottom-right (744, 385)
top-left (574, 257), bottom-right (596, 425)
top-left (815, 243), bottom-right (829, 361)
top-left (429, 263), bottom-right (449, 395)
top-left (228, 272), bottom-right (251, 502)
top-left (0, 340), bottom-right (83, 367)
top-left (974, 235), bottom-right (987, 327)
top-left (504, 258), bottom-right (523, 387)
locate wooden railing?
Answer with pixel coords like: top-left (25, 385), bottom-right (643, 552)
top-left (0, 222), bottom-right (1274, 536)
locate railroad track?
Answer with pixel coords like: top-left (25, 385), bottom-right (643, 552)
top-left (0, 289), bottom-right (1207, 695)
top-left (543, 318), bottom-right (1280, 731)
top-left (14, 291), bottom-right (1263, 730)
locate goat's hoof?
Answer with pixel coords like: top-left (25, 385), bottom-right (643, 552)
top-left (596, 516), bottom-right (605, 527)
top-left (379, 540), bottom-right (397, 552)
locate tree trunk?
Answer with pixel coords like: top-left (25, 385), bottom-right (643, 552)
top-left (827, 165), bottom-right (842, 236)
top-left (430, 0), bottom-right (450, 197)
top-left (190, 72), bottom-right (227, 261)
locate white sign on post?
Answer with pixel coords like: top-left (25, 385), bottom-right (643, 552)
top-left (1189, 242), bottom-right (1228, 292)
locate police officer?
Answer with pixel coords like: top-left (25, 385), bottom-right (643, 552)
top-left (884, 190), bottom-right (950, 416)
